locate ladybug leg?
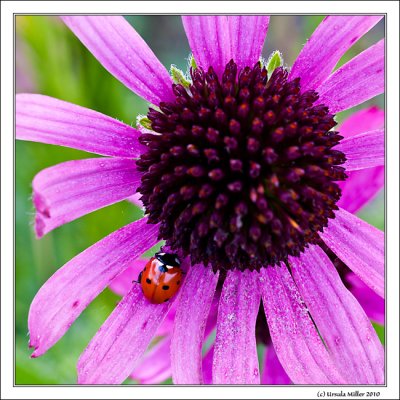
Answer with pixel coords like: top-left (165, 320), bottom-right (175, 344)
top-left (132, 271), bottom-right (143, 284)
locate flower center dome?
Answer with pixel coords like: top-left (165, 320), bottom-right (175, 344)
top-left (137, 60), bottom-right (347, 272)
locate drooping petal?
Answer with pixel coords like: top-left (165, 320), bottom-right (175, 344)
top-left (290, 16), bottom-right (382, 92)
top-left (337, 129), bottom-right (384, 171)
top-left (339, 106), bottom-right (385, 138)
top-left (16, 94), bottom-right (143, 157)
top-left (77, 285), bottom-right (172, 384)
top-left (228, 16), bottom-right (270, 72)
top-left (261, 345), bottom-right (291, 385)
top-left (130, 336), bottom-right (172, 384)
top-left (213, 270), bottom-right (261, 384)
top-left (33, 158), bottom-right (141, 237)
top-left (259, 266), bottom-right (344, 384)
top-left (346, 272), bottom-right (385, 325)
top-left (109, 259), bottom-right (147, 297)
top-left (28, 218), bottom-right (159, 357)
top-left (171, 264), bottom-right (219, 384)
top-left (320, 207), bottom-right (384, 297)
top-left (290, 245), bottom-right (384, 384)
top-left (182, 16), bottom-right (231, 78)
top-left (315, 39), bottom-right (384, 113)
top-left (61, 16), bottom-right (174, 105)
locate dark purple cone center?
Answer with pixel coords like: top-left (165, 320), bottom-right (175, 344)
top-left (137, 60), bottom-right (347, 272)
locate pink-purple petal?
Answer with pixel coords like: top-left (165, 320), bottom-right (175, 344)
top-left (290, 16), bottom-right (382, 92)
top-left (16, 94), bottom-right (143, 157)
top-left (202, 345), bottom-right (214, 385)
top-left (77, 285), bottom-right (172, 384)
top-left (28, 218), bottom-right (159, 357)
top-left (212, 270), bottom-right (261, 384)
top-left (228, 16), bottom-right (270, 72)
top-left (33, 158), bottom-right (141, 237)
top-left (337, 129), bottom-right (384, 171)
top-left (109, 259), bottom-right (147, 297)
top-left (130, 336), bottom-right (172, 384)
top-left (346, 273), bottom-right (385, 325)
top-left (182, 16), bottom-right (231, 78)
top-left (262, 345), bottom-right (291, 385)
top-left (171, 264), bottom-right (219, 384)
top-left (320, 207), bottom-right (384, 298)
top-left (126, 192), bottom-right (143, 208)
top-left (61, 16), bottom-right (174, 105)
top-left (339, 106), bottom-right (385, 138)
top-left (338, 168), bottom-right (384, 213)
top-left (337, 107), bottom-right (385, 213)
top-left (315, 39), bottom-right (384, 113)
top-left (290, 245), bottom-right (384, 383)
top-left (259, 266), bottom-right (344, 384)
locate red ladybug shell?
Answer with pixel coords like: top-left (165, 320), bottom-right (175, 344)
top-left (139, 254), bottom-right (182, 304)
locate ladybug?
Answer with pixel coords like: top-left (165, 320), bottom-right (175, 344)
top-left (137, 252), bottom-right (182, 304)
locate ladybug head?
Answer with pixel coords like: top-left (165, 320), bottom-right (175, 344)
top-left (155, 252), bottom-right (181, 267)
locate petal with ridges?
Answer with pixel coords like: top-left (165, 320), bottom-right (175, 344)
top-left (28, 218), bottom-right (159, 357)
top-left (78, 285), bottom-right (172, 384)
top-left (182, 16), bottom-right (231, 78)
top-left (213, 270), bottom-right (261, 384)
top-left (228, 16), bottom-right (270, 72)
top-left (61, 16), bottom-right (174, 105)
top-left (261, 345), bottom-right (291, 385)
top-left (171, 264), bottom-right (219, 384)
top-left (290, 245), bottom-right (384, 383)
top-left (337, 129), bottom-right (384, 171)
top-left (320, 207), bottom-right (384, 298)
top-left (315, 39), bottom-right (384, 113)
top-left (290, 16), bottom-right (382, 91)
top-left (16, 94), bottom-right (143, 157)
top-left (346, 273), bottom-right (385, 325)
top-left (33, 158), bottom-right (141, 237)
top-left (259, 266), bottom-right (344, 384)
top-left (130, 336), bottom-right (172, 384)
top-left (337, 106), bottom-right (384, 213)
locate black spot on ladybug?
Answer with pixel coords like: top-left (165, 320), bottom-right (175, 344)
top-left (146, 278), bottom-right (152, 284)
top-left (164, 298), bottom-right (170, 302)
top-left (162, 285), bottom-right (170, 291)
top-left (144, 267), bottom-right (146, 271)
top-left (177, 280), bottom-right (180, 285)
top-left (158, 265), bottom-right (168, 273)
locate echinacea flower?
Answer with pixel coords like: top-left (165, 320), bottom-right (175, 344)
top-left (16, 15), bottom-right (385, 384)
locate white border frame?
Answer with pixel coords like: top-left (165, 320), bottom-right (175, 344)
top-left (2, 1), bottom-right (399, 399)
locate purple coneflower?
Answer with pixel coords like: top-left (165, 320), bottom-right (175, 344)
top-left (17, 15), bottom-right (385, 384)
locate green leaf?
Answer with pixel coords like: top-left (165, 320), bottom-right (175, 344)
top-left (170, 65), bottom-right (191, 88)
top-left (137, 115), bottom-right (152, 130)
top-left (266, 50), bottom-right (283, 75)
top-left (188, 53), bottom-right (197, 70)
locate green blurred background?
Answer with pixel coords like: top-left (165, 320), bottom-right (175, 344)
top-left (15, 16), bottom-right (385, 384)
